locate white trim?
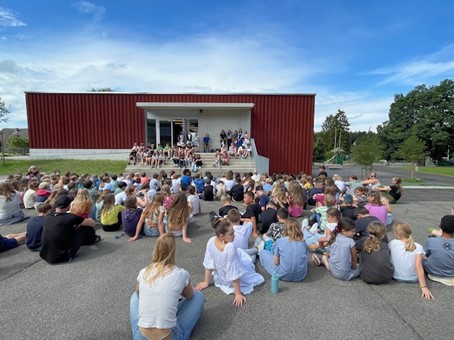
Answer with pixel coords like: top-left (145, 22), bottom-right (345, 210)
top-left (29, 149), bottom-right (129, 160)
top-left (137, 102), bottom-right (254, 110)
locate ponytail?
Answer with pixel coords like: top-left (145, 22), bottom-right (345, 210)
top-left (363, 221), bottom-right (386, 254)
top-left (393, 221), bottom-right (416, 252)
top-left (405, 235), bottom-right (416, 252)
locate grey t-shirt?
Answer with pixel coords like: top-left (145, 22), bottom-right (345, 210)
top-left (423, 237), bottom-right (454, 277)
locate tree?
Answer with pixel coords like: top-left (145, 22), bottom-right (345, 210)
top-left (6, 136), bottom-right (29, 155)
top-left (321, 109), bottom-right (351, 154)
top-left (0, 97), bottom-right (10, 123)
top-left (351, 134), bottom-right (383, 178)
top-left (395, 134), bottom-right (427, 179)
top-left (378, 79), bottom-right (454, 161)
top-left (313, 132), bottom-right (326, 163)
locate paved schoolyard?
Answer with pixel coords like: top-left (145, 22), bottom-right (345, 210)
top-left (1, 169), bottom-right (453, 339)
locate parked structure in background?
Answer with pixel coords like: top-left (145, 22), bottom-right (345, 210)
top-left (25, 92), bottom-right (315, 174)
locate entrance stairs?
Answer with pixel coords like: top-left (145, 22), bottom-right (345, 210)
top-left (125, 152), bottom-right (256, 177)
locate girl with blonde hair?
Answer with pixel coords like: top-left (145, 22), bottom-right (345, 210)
top-left (129, 193), bottom-right (166, 242)
top-left (130, 233), bottom-right (205, 340)
top-left (167, 192), bottom-right (191, 243)
top-left (259, 217), bottom-right (309, 282)
top-left (389, 222), bottom-right (433, 299)
top-left (70, 188), bottom-right (93, 218)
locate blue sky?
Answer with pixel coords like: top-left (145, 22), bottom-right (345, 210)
top-left (1, 0), bottom-right (454, 132)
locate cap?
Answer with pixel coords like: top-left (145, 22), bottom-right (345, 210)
top-left (54, 195), bottom-right (72, 209)
top-left (344, 194), bottom-right (353, 204)
top-left (255, 185), bottom-right (264, 191)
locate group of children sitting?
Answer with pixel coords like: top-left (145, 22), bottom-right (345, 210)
top-left (1, 166), bottom-right (453, 303)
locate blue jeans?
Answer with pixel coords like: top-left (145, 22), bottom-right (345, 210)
top-left (130, 291), bottom-right (205, 340)
top-left (143, 226), bottom-right (160, 237)
top-left (259, 249), bottom-right (276, 276)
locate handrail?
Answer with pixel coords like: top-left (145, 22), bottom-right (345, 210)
top-left (250, 138), bottom-right (269, 175)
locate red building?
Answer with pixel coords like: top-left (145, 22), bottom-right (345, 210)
top-left (25, 92), bottom-right (315, 174)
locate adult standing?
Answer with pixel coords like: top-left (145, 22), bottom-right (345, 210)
top-left (39, 195), bottom-right (100, 263)
top-left (203, 134), bottom-right (211, 152)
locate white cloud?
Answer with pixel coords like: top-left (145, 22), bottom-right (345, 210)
top-left (314, 90), bottom-right (393, 132)
top-left (0, 6), bottom-right (26, 27)
top-left (72, 1), bottom-right (106, 22)
top-left (366, 44), bottom-right (454, 86)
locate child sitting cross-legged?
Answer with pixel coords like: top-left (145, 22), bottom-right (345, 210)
top-left (355, 221), bottom-right (393, 284)
top-left (259, 217), bottom-right (309, 282)
top-left (306, 207), bottom-right (340, 265)
top-left (319, 217), bottom-right (361, 281)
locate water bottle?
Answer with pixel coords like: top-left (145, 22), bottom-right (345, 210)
top-left (271, 273), bottom-right (279, 294)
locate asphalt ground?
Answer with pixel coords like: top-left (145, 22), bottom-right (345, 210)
top-left (1, 166), bottom-right (453, 340)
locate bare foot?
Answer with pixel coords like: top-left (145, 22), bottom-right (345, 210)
top-left (252, 232), bottom-right (259, 239)
top-left (183, 237), bottom-right (192, 244)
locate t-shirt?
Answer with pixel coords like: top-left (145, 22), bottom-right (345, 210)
top-left (26, 216), bottom-right (46, 250)
top-left (268, 222), bottom-right (285, 242)
top-left (327, 234), bottom-right (358, 281)
top-left (115, 191), bottom-right (127, 205)
top-left (202, 185), bottom-right (214, 201)
top-left (187, 195), bottom-right (200, 216)
top-left (40, 213), bottom-right (85, 263)
top-left (259, 208), bottom-right (277, 234)
top-left (233, 222), bottom-right (252, 250)
top-left (219, 205), bottom-right (238, 217)
top-left (242, 203), bottom-right (261, 222)
top-left (388, 185), bottom-right (402, 202)
top-left (257, 194), bottom-right (270, 209)
top-left (340, 206), bottom-right (357, 220)
top-left (354, 216), bottom-right (380, 240)
top-left (365, 204), bottom-right (388, 225)
top-left (193, 178), bottom-right (205, 194)
top-left (230, 184), bottom-right (244, 202)
top-left (423, 237), bottom-right (454, 277)
top-left (180, 176), bottom-right (192, 191)
top-left (23, 189), bottom-right (37, 209)
top-left (101, 205), bottom-right (125, 225)
top-left (137, 266), bottom-right (190, 329)
top-left (389, 239), bottom-right (424, 282)
top-left (356, 238), bottom-right (393, 284)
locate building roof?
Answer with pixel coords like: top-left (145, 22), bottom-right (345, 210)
top-left (0, 128), bottom-right (29, 143)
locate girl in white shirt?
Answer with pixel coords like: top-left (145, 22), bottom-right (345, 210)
top-left (130, 233), bottom-right (205, 340)
top-left (389, 221), bottom-right (433, 300)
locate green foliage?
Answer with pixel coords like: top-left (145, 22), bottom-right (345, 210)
top-left (320, 109), bottom-right (351, 153)
top-left (0, 159), bottom-right (127, 176)
top-left (351, 134), bottom-right (383, 175)
top-left (313, 132), bottom-right (326, 162)
top-left (0, 97), bottom-right (10, 123)
top-left (6, 136), bottom-right (29, 155)
top-left (378, 79), bottom-right (454, 160)
top-left (394, 134), bottom-right (426, 165)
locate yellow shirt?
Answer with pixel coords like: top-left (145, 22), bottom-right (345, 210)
top-left (101, 205), bottom-right (125, 225)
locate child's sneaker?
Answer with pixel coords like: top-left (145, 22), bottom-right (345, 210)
top-left (309, 223), bottom-right (319, 234)
top-left (301, 218), bottom-right (309, 230)
top-left (255, 239), bottom-right (265, 254)
top-left (312, 253), bottom-right (321, 266)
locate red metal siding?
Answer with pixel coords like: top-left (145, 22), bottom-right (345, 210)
top-left (26, 93), bottom-right (314, 174)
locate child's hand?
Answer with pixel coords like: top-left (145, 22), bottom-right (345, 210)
top-left (233, 293), bottom-right (246, 307)
top-left (195, 281), bottom-right (209, 291)
top-left (128, 236), bottom-right (138, 243)
top-left (421, 287), bottom-right (434, 300)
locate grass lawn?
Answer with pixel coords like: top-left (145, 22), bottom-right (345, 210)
top-left (417, 166), bottom-right (454, 176)
top-left (0, 159), bottom-right (128, 176)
